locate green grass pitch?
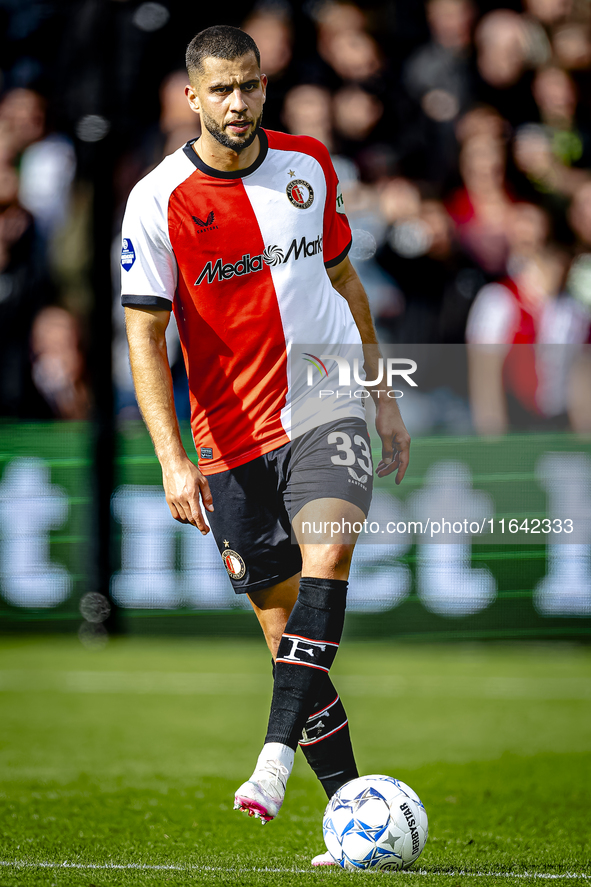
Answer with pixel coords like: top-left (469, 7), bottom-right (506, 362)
top-left (0, 635), bottom-right (590, 886)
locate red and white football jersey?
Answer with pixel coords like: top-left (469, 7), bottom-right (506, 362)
top-left (121, 129), bottom-right (364, 475)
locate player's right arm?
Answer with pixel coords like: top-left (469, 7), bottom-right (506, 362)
top-left (124, 305), bottom-right (213, 534)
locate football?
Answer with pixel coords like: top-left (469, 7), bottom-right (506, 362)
top-left (322, 775), bottom-right (428, 871)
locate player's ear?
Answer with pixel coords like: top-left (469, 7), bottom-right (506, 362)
top-left (261, 73), bottom-right (268, 103)
top-left (185, 83), bottom-right (200, 114)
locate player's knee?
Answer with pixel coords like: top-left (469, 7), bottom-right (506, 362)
top-left (302, 544), bottom-right (353, 579)
top-left (268, 629), bottom-right (284, 660)
top-left (263, 617), bottom-right (289, 659)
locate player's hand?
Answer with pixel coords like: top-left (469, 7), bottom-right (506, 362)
top-left (375, 400), bottom-right (411, 485)
top-left (161, 457), bottom-right (214, 535)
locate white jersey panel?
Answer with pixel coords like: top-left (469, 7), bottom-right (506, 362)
top-left (121, 149), bottom-right (195, 303)
top-left (243, 146), bottom-right (364, 439)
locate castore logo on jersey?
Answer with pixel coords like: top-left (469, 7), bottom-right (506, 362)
top-left (192, 211), bottom-right (217, 232)
top-left (194, 234), bottom-right (323, 285)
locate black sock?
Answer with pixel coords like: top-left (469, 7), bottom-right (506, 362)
top-left (270, 661), bottom-right (358, 799)
top-left (299, 672), bottom-right (359, 798)
top-left (265, 576), bottom-right (348, 750)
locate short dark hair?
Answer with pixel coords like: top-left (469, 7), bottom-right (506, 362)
top-left (186, 26), bottom-right (260, 80)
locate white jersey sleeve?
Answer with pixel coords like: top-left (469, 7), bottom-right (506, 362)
top-left (120, 172), bottom-right (178, 310)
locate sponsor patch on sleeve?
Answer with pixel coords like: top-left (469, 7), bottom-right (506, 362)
top-left (336, 182), bottom-right (345, 214)
top-left (121, 238), bottom-right (136, 271)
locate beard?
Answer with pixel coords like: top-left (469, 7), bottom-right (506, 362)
top-left (200, 107), bottom-right (264, 154)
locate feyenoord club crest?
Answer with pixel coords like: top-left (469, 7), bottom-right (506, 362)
top-left (286, 179), bottom-right (314, 209)
top-left (222, 546), bottom-right (246, 581)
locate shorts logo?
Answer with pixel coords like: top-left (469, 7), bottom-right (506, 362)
top-left (348, 467), bottom-right (368, 484)
top-left (286, 179), bottom-right (314, 209)
top-left (121, 238), bottom-right (136, 271)
top-left (223, 549), bottom-right (246, 581)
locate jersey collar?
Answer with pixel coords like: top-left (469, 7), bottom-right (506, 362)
top-left (183, 129), bottom-right (268, 179)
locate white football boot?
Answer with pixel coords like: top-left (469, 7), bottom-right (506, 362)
top-left (311, 850), bottom-right (337, 866)
top-left (234, 742), bottom-right (294, 823)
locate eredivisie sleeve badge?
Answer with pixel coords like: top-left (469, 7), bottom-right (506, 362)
top-left (286, 179), bottom-right (314, 209)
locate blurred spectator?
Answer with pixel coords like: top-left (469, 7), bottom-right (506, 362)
top-left (567, 180), bottom-right (591, 316)
top-left (474, 10), bottom-right (540, 127)
top-left (511, 66), bottom-right (590, 225)
top-left (513, 122), bottom-right (588, 202)
top-left (282, 84), bottom-right (333, 149)
top-left (533, 66), bottom-right (591, 165)
top-left (455, 104), bottom-right (508, 143)
top-left (316, 0), bottom-right (366, 38)
top-left (30, 306), bottom-right (90, 419)
top-left (320, 27), bottom-right (383, 84)
top-left (0, 87), bottom-right (76, 241)
top-left (244, 8), bottom-right (293, 78)
top-left (0, 88), bottom-right (45, 159)
top-left (405, 0), bottom-right (475, 115)
top-left (18, 134), bottom-right (76, 240)
top-left (159, 71), bottom-right (201, 157)
top-left (524, 0), bottom-right (573, 28)
top-left (313, 1), bottom-right (385, 92)
top-left (0, 157), bottom-right (52, 417)
top-left (376, 181), bottom-right (484, 343)
top-left (447, 134), bottom-right (513, 276)
top-left (400, 0), bottom-right (475, 185)
top-left (552, 21), bottom-right (591, 70)
top-left (333, 85), bottom-right (383, 149)
top-left (466, 202), bottom-right (588, 432)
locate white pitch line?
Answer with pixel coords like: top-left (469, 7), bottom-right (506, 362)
top-left (0, 861), bottom-right (589, 879)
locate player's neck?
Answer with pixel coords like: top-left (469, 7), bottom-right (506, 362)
top-left (193, 131), bottom-right (261, 172)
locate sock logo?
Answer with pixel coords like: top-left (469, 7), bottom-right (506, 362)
top-left (277, 634), bottom-right (339, 672)
top-left (301, 720), bottom-right (325, 743)
top-left (284, 636), bottom-right (327, 662)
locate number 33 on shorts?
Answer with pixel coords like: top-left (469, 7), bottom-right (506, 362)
top-left (327, 431), bottom-right (373, 484)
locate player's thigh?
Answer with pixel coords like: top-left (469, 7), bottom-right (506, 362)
top-left (286, 417), bottom-right (373, 578)
top-left (205, 450), bottom-right (302, 598)
top-left (293, 497), bottom-right (365, 579)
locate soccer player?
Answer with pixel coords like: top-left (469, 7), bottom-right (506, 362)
top-left (121, 25), bottom-right (410, 865)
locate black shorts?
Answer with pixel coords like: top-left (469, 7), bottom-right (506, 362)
top-left (206, 417), bottom-right (373, 594)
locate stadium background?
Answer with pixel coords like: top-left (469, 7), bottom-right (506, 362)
top-left (0, 0), bottom-right (589, 642)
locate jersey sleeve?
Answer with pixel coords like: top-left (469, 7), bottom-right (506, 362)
top-left (302, 138), bottom-right (352, 268)
top-left (120, 180), bottom-right (177, 310)
top-left (324, 158), bottom-right (352, 267)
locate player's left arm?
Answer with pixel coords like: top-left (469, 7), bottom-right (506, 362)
top-left (327, 256), bottom-right (411, 484)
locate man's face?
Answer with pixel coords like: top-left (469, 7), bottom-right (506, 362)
top-left (187, 53), bottom-right (266, 154)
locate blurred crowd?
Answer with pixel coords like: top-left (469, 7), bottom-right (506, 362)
top-left (1, 0), bottom-right (590, 432)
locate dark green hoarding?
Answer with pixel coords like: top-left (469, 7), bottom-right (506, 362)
top-left (0, 422), bottom-right (590, 641)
